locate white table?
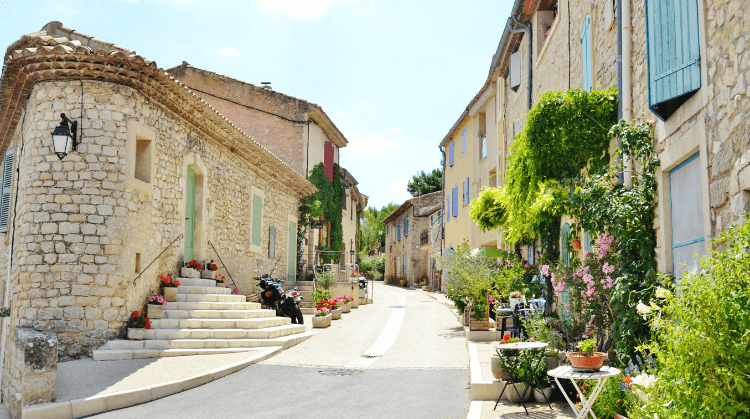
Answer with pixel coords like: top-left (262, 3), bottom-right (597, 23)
top-left (547, 365), bottom-right (621, 419)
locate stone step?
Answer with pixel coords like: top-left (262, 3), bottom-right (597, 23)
top-left (176, 293), bottom-right (246, 303)
top-left (174, 278), bottom-right (219, 287)
top-left (301, 307), bottom-right (314, 315)
top-left (164, 309), bottom-right (276, 319)
top-left (143, 324), bottom-right (305, 340)
top-left (98, 332), bottom-right (315, 351)
top-left (178, 286), bottom-right (232, 295)
top-left (150, 317), bottom-right (289, 330)
top-left (168, 301), bottom-right (261, 311)
top-left (92, 347), bottom-right (268, 361)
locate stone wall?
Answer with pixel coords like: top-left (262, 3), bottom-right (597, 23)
top-left (0, 80), bottom-right (301, 362)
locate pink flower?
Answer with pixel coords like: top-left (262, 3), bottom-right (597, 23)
top-left (601, 276), bottom-right (613, 289)
top-left (524, 263), bottom-right (529, 268)
top-left (583, 273), bottom-right (594, 284)
top-left (602, 262), bottom-right (615, 274)
top-left (540, 264), bottom-right (550, 276)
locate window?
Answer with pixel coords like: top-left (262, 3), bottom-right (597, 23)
top-left (510, 50), bottom-right (521, 90)
top-left (583, 230), bottom-right (593, 253)
top-left (397, 223), bottom-right (401, 241)
top-left (527, 243), bottom-right (535, 265)
top-left (560, 222), bottom-right (571, 267)
top-left (420, 230), bottom-right (428, 246)
top-left (581, 14), bottom-right (592, 92)
top-left (404, 217), bottom-right (409, 236)
top-left (135, 253), bottom-right (142, 273)
top-left (446, 195), bottom-right (451, 222)
top-left (669, 153), bottom-right (705, 279)
top-left (288, 220), bottom-right (297, 281)
top-left (268, 226), bottom-right (276, 258)
top-left (0, 148), bottom-right (16, 233)
top-left (605, 0), bottom-right (617, 29)
top-left (135, 138), bottom-right (152, 183)
top-left (513, 119), bottom-right (524, 136)
top-left (402, 254), bottom-right (406, 277)
top-left (449, 142), bottom-right (455, 166)
top-left (452, 187), bottom-right (459, 217)
top-left (478, 112), bottom-right (487, 160)
top-left (646, 0), bottom-right (701, 120)
top-left (437, 210), bottom-right (442, 225)
top-left (463, 178), bottom-right (470, 206)
top-left (489, 169), bottom-right (497, 188)
top-left (251, 193), bottom-right (263, 248)
top-left (430, 215), bottom-right (433, 226)
top-left (462, 128), bottom-right (467, 155)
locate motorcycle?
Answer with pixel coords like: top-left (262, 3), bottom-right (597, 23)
top-left (254, 260), bottom-right (303, 325)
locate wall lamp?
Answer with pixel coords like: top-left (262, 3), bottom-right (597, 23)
top-left (51, 113), bottom-right (78, 160)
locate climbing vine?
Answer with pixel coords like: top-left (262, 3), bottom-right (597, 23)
top-left (300, 163), bottom-right (344, 265)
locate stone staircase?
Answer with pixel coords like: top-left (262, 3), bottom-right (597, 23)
top-left (285, 281), bottom-right (315, 315)
top-left (93, 277), bottom-right (315, 360)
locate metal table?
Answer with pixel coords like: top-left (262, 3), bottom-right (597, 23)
top-left (547, 365), bottom-right (621, 419)
top-left (493, 341), bottom-right (552, 415)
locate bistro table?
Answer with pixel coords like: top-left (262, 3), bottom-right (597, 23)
top-left (547, 365), bottom-right (621, 419)
top-left (493, 341), bottom-right (552, 415)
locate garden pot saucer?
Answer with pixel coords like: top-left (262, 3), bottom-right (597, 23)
top-left (570, 366), bottom-right (603, 373)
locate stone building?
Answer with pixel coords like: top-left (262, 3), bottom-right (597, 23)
top-left (167, 63), bottom-right (362, 277)
top-left (383, 192), bottom-right (441, 288)
top-left (340, 167), bottom-right (368, 267)
top-left (439, 0), bottom-right (750, 280)
top-left (0, 19), bottom-right (317, 385)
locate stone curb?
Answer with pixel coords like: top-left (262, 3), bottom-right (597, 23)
top-left (468, 341), bottom-right (506, 402)
top-left (21, 346), bottom-right (283, 419)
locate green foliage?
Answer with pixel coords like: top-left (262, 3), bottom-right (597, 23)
top-left (305, 163), bottom-right (344, 264)
top-left (311, 289), bottom-right (331, 305)
top-left (632, 220), bottom-right (750, 419)
top-left (358, 254), bottom-right (385, 280)
top-left (578, 339), bottom-right (597, 355)
top-left (470, 187), bottom-right (506, 232)
top-left (441, 246), bottom-right (495, 320)
top-left (407, 168), bottom-right (443, 195)
top-left (591, 377), bottom-right (631, 418)
top-left (522, 310), bottom-right (564, 353)
top-left (358, 203), bottom-right (399, 254)
top-left (567, 120), bottom-right (661, 364)
top-left (316, 270), bottom-right (337, 290)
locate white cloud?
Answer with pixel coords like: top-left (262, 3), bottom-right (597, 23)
top-left (335, 107), bottom-right (345, 115)
top-left (346, 133), bottom-right (402, 154)
top-left (257, 0), bottom-right (347, 19)
top-left (389, 127), bottom-right (403, 133)
top-left (388, 179), bottom-right (408, 193)
top-left (217, 47), bottom-right (240, 57)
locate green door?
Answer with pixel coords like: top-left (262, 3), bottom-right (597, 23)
top-left (184, 167), bottom-right (196, 262)
top-left (288, 221), bottom-right (297, 281)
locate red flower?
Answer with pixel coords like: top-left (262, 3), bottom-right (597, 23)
top-left (499, 341), bottom-right (505, 344)
top-left (503, 333), bottom-right (511, 341)
top-left (145, 323), bottom-right (151, 330)
top-left (164, 278), bottom-right (171, 284)
top-left (160, 275), bottom-right (165, 279)
top-left (141, 310), bottom-right (145, 315)
top-left (132, 311), bottom-right (138, 317)
top-left (175, 281), bottom-right (181, 286)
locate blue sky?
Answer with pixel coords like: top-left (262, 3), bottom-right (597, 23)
top-left (0, 0), bottom-right (512, 209)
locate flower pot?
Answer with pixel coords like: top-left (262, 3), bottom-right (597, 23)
top-left (490, 355), bottom-right (510, 380)
top-left (399, 280), bottom-right (406, 287)
top-left (127, 328), bottom-right (145, 340)
top-left (312, 314), bottom-right (332, 328)
top-left (533, 387), bottom-right (553, 403)
top-left (614, 414), bottom-right (630, 419)
top-left (351, 297), bottom-right (359, 308)
top-left (332, 307), bottom-right (342, 320)
top-left (181, 267), bottom-right (197, 278)
top-left (567, 352), bottom-right (607, 371)
top-left (146, 304), bottom-right (163, 319)
top-left (504, 383), bottom-right (530, 402)
top-left (469, 313), bottom-right (490, 331)
top-left (509, 297), bottom-right (523, 310)
top-left (342, 303), bottom-right (351, 313)
top-left (201, 270), bottom-right (215, 279)
top-left (572, 240), bottom-right (582, 250)
top-left (163, 287), bottom-right (178, 302)
top-left (544, 355), bottom-right (560, 370)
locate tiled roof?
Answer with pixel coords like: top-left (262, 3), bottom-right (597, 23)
top-left (0, 21), bottom-right (317, 198)
top-left (382, 191), bottom-right (442, 224)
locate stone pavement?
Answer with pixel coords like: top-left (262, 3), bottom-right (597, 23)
top-left (473, 400), bottom-right (575, 418)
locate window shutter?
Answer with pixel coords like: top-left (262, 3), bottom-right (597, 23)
top-left (449, 142), bottom-right (454, 166)
top-left (252, 194), bottom-right (263, 246)
top-left (583, 230), bottom-right (593, 253)
top-left (288, 221), bottom-right (297, 281)
top-left (510, 51), bottom-right (521, 88)
top-left (268, 226), bottom-right (276, 258)
top-left (464, 178), bottom-right (469, 205)
top-left (324, 141), bottom-right (334, 182)
top-left (462, 129), bottom-right (467, 154)
top-left (0, 148), bottom-right (15, 233)
top-left (397, 224), bottom-right (401, 240)
top-left (669, 153), bottom-right (705, 280)
top-left (560, 223), bottom-right (571, 267)
top-left (646, 0), bottom-right (701, 120)
top-left (446, 195), bottom-right (451, 221)
top-left (404, 218), bottom-right (409, 236)
top-left (581, 14), bottom-right (592, 92)
top-left (452, 187), bottom-right (458, 217)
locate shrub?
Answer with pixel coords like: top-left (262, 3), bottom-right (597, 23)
top-left (632, 219), bottom-right (750, 418)
top-left (316, 270), bottom-right (337, 290)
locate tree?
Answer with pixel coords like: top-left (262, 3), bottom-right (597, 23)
top-left (406, 168), bottom-right (442, 195)
top-left (357, 203), bottom-right (399, 254)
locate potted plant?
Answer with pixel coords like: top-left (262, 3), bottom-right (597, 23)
top-left (202, 260), bottom-right (219, 279)
top-left (567, 338), bottom-right (607, 371)
top-left (312, 289), bottom-right (331, 307)
top-left (215, 274), bottom-right (226, 286)
top-left (340, 296), bottom-right (352, 313)
top-left (509, 290), bottom-right (524, 310)
top-left (312, 307), bottom-right (332, 328)
top-left (531, 356), bottom-right (556, 402)
top-left (161, 274), bottom-right (181, 302)
top-left (316, 271), bottom-right (337, 291)
top-left (399, 277), bottom-right (406, 287)
top-left (491, 333), bottom-right (520, 380)
top-left (572, 239), bottom-right (582, 251)
top-left (329, 299), bottom-right (343, 320)
top-left (127, 310), bottom-right (151, 339)
top-left (182, 260), bottom-right (201, 277)
top-left (146, 293), bottom-right (167, 319)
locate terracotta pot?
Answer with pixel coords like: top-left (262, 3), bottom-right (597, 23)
top-left (533, 387), bottom-right (553, 403)
top-left (614, 414), bottom-right (630, 419)
top-left (332, 307), bottom-right (342, 320)
top-left (146, 304), bottom-right (163, 319)
top-left (312, 314), bottom-right (332, 328)
top-left (127, 328), bottom-right (145, 340)
top-left (572, 240), bottom-right (582, 250)
top-left (399, 280), bottom-right (406, 287)
top-left (567, 352), bottom-right (607, 371)
top-left (163, 287), bottom-right (178, 302)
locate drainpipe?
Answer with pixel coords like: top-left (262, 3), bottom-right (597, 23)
top-left (439, 144), bottom-right (446, 292)
top-left (621, 0), bottom-right (634, 188)
top-left (510, 16), bottom-right (533, 111)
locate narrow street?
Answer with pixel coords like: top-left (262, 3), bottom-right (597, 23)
top-left (91, 283), bottom-right (470, 419)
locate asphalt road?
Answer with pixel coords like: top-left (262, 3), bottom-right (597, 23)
top-left (92, 283), bottom-right (470, 419)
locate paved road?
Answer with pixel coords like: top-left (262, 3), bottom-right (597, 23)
top-left (93, 283), bottom-right (470, 419)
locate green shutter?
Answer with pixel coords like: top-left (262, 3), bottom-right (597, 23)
top-left (581, 14), bottom-right (592, 92)
top-left (0, 149), bottom-right (16, 233)
top-left (184, 166), bottom-right (196, 261)
top-left (252, 194), bottom-right (263, 247)
top-left (646, 0), bottom-right (701, 119)
top-left (268, 226), bottom-right (276, 258)
top-left (583, 230), bottom-right (593, 253)
top-left (288, 221), bottom-right (297, 281)
top-left (560, 223), bottom-right (571, 267)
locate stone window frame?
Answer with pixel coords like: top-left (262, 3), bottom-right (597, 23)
top-left (126, 120), bottom-right (156, 195)
top-left (656, 118), bottom-right (711, 275)
top-left (534, 5), bottom-right (562, 66)
top-left (248, 186), bottom-right (265, 255)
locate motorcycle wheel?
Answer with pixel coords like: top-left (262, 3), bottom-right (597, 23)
top-left (292, 305), bottom-right (304, 325)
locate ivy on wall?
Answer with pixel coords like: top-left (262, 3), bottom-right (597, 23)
top-left (298, 163), bottom-right (344, 269)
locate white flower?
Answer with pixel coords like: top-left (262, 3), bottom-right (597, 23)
top-left (636, 301), bottom-right (651, 318)
top-left (655, 287), bottom-right (671, 299)
top-left (631, 373), bottom-right (659, 388)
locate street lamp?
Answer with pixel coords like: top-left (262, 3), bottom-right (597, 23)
top-left (51, 113), bottom-right (78, 160)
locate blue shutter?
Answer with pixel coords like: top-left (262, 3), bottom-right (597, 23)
top-left (449, 142), bottom-right (454, 166)
top-left (452, 187), bottom-right (458, 217)
top-left (464, 178), bottom-right (470, 205)
top-left (583, 230), bottom-right (593, 253)
top-left (404, 218), bottom-right (409, 236)
top-left (397, 224), bottom-right (401, 240)
top-left (646, 0), bottom-right (701, 119)
top-left (462, 128), bottom-right (467, 154)
top-left (581, 14), bottom-right (592, 92)
top-left (0, 149), bottom-right (16, 233)
top-left (560, 223), bottom-right (571, 267)
top-left (446, 195), bottom-right (451, 221)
